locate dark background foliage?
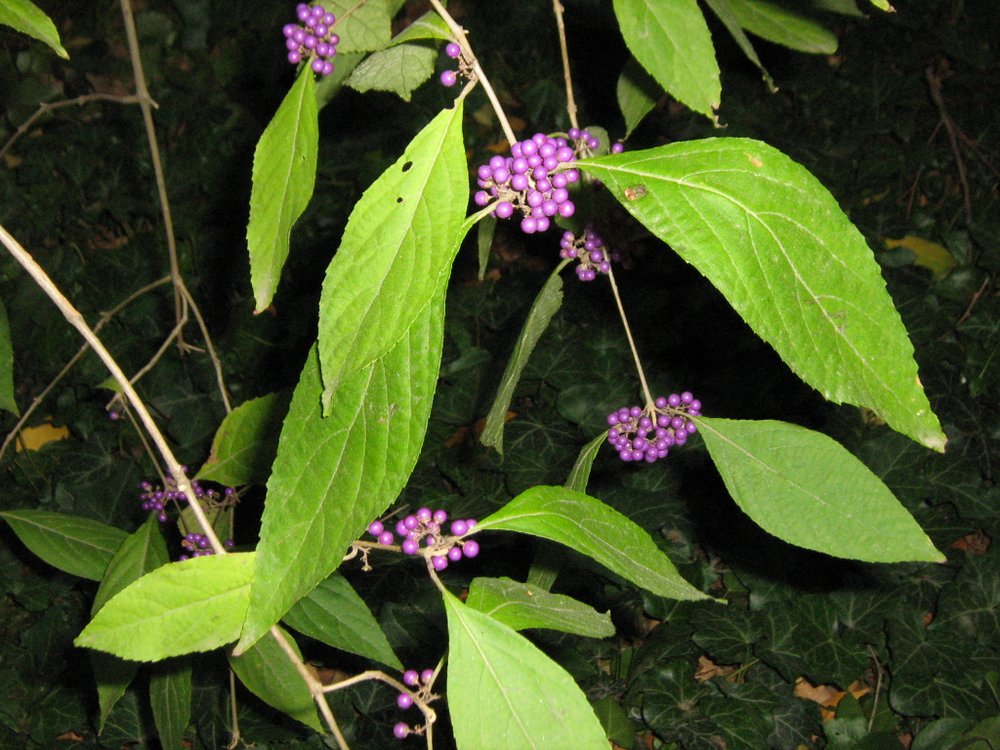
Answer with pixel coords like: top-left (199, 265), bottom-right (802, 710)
top-left (1, 0), bottom-right (997, 747)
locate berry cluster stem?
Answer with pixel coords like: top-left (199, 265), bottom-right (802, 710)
top-left (551, 0), bottom-right (579, 131)
top-left (606, 263), bottom-right (655, 409)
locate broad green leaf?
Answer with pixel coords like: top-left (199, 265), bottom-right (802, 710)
top-left (149, 658), bottom-right (192, 750)
top-left (238, 293), bottom-right (445, 653)
top-left (443, 589), bottom-right (608, 750)
top-left (195, 392), bottom-right (290, 486)
top-left (0, 0), bottom-right (68, 58)
top-left (466, 577), bottom-right (615, 637)
top-left (91, 653), bottom-right (138, 732)
top-left (317, 103), bottom-right (466, 409)
top-left (75, 552), bottom-right (254, 660)
top-left (247, 66), bottom-right (318, 312)
top-left (696, 417), bottom-right (944, 562)
top-left (616, 58), bottom-right (660, 139)
top-left (283, 573), bottom-right (401, 669)
top-left (0, 510), bottom-right (127, 581)
top-left (345, 43), bottom-right (436, 101)
top-left (725, 0), bottom-right (837, 54)
top-left (228, 626), bottom-right (321, 731)
top-left (0, 298), bottom-right (17, 415)
top-left (613, 0), bottom-right (720, 121)
top-left (481, 262), bottom-right (566, 454)
top-left (93, 514), bottom-right (170, 614)
top-left (474, 486), bottom-right (709, 601)
top-left (702, 0), bottom-right (776, 92)
top-left (579, 140), bottom-right (946, 450)
top-left (327, 0), bottom-right (391, 53)
top-left (565, 432), bottom-right (606, 494)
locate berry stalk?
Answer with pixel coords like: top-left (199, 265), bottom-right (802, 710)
top-left (606, 262), bottom-right (655, 409)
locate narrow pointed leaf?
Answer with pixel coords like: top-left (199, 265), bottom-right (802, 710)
top-left (228, 627), bottom-right (321, 731)
top-left (1, 510), bottom-right (127, 581)
top-left (565, 432), bottom-right (606, 493)
top-left (0, 0), bottom-right (68, 58)
top-left (617, 58), bottom-right (660, 139)
top-left (247, 66), bottom-right (318, 311)
top-left (613, 0), bottom-right (720, 121)
top-left (318, 103), bottom-right (466, 409)
top-left (0, 298), bottom-right (17, 416)
top-left (92, 653), bottom-right (138, 732)
top-left (474, 486), bottom-right (709, 601)
top-left (579, 140), bottom-right (945, 450)
top-left (724, 0), bottom-right (837, 54)
top-left (481, 263), bottom-right (565, 454)
top-left (238, 292), bottom-right (445, 653)
top-left (696, 417), bottom-right (944, 562)
top-left (149, 658), bottom-right (192, 750)
top-left (75, 553), bottom-right (255, 660)
top-left (702, 0), bottom-right (776, 92)
top-left (93, 514), bottom-right (170, 614)
top-left (466, 577), bottom-right (615, 638)
top-left (195, 392), bottom-right (290, 486)
top-left (443, 589), bottom-right (608, 750)
top-left (283, 573), bottom-right (401, 669)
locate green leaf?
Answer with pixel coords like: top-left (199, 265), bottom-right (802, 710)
top-left (466, 577), bottom-right (615, 637)
top-left (315, 51), bottom-right (365, 109)
top-left (317, 103), bottom-right (466, 409)
top-left (579, 140), bottom-right (946, 450)
top-left (590, 696), bottom-right (635, 747)
top-left (195, 392), bottom-right (290, 486)
top-left (345, 43), bottom-right (436, 101)
top-left (228, 626), bottom-right (321, 731)
top-left (565, 432), bottom-right (606, 494)
top-left (696, 417), bottom-right (944, 562)
top-left (246, 66), bottom-right (318, 312)
top-left (0, 0), bottom-right (68, 58)
top-left (616, 58), bottom-right (660, 139)
top-left (724, 0), bottom-right (838, 54)
top-left (391, 11), bottom-right (451, 44)
top-left (443, 589), bottom-right (608, 750)
top-left (702, 0), bottom-right (776, 92)
top-left (474, 486), bottom-right (709, 601)
top-left (238, 294), bottom-right (445, 653)
top-left (612, 0), bottom-right (720, 121)
top-left (477, 215), bottom-right (496, 280)
top-left (91, 653), bottom-right (138, 733)
top-left (283, 573), bottom-right (401, 670)
top-left (481, 262), bottom-right (566, 455)
top-left (149, 658), bottom-right (192, 750)
top-left (93, 514), bottom-right (170, 614)
top-left (327, 0), bottom-right (391, 53)
top-left (0, 298), bottom-right (18, 416)
top-left (0, 510), bottom-right (128, 581)
top-left (75, 552), bottom-right (254, 660)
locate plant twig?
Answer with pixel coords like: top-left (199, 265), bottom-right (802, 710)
top-left (551, 0), bottom-right (579, 131)
top-left (605, 263), bottom-right (654, 408)
top-left (925, 61), bottom-right (973, 225)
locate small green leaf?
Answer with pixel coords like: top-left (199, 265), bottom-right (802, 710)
top-left (477, 215), bottom-right (496, 280)
top-left (0, 298), bottom-right (18, 416)
top-left (91, 653), bottom-right (138, 732)
top-left (866, 0), bottom-right (894, 10)
top-left (443, 589), bottom-right (608, 750)
top-left (327, 0), bottom-right (391, 53)
top-left (390, 11), bottom-right (451, 44)
top-left (481, 262), bottom-right (566, 455)
top-left (149, 658), bottom-right (192, 750)
top-left (75, 553), bottom-right (255, 661)
top-left (590, 696), bottom-right (635, 747)
top-left (724, 0), bottom-right (838, 54)
top-left (229, 627), bottom-right (321, 731)
top-left (93, 514), bottom-right (170, 614)
top-left (0, 510), bottom-right (128, 581)
top-left (702, 0), bottom-right (776, 92)
top-left (565, 432), bottom-right (606, 494)
top-left (466, 577), bottom-right (615, 637)
top-left (613, 0), bottom-right (720, 121)
top-left (0, 0), bottom-right (68, 58)
top-left (345, 43), bottom-right (436, 101)
top-left (579, 140), bottom-right (946, 450)
top-left (617, 58), bottom-right (660, 139)
top-left (474, 486), bottom-right (709, 601)
top-left (195, 392), bottom-right (290, 486)
top-left (283, 573), bottom-right (401, 669)
top-left (247, 66), bottom-right (318, 312)
top-left (317, 102), bottom-right (466, 409)
top-left (696, 417), bottom-right (944, 562)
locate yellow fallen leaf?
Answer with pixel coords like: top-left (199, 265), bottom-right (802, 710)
top-left (884, 235), bottom-right (957, 280)
top-left (16, 420), bottom-right (71, 452)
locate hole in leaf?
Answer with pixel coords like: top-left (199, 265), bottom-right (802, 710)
top-left (396, 197), bottom-right (404, 203)
top-left (401, 161), bottom-right (413, 172)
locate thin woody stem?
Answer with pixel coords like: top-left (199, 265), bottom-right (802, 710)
top-left (551, 0), bottom-right (580, 131)
top-left (606, 263), bottom-right (654, 408)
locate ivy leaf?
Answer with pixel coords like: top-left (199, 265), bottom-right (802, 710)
top-left (443, 589), bottom-right (608, 750)
top-left (246, 66), bottom-right (318, 312)
top-left (616, 58), bottom-right (660, 139)
top-left (697, 417), bottom-right (944, 562)
top-left (326, 0), bottom-right (391, 53)
top-left (612, 0), bottom-right (720, 121)
top-left (466, 577), bottom-right (615, 637)
top-left (228, 626), bottom-right (321, 731)
top-left (283, 573), bottom-right (401, 670)
top-left (317, 102), bottom-right (466, 410)
top-left (724, 0), bottom-right (838, 54)
top-left (75, 553), bottom-right (254, 661)
top-left (0, 0), bottom-right (68, 58)
top-left (0, 510), bottom-right (128, 581)
top-left (481, 263), bottom-right (565, 455)
top-left (0, 298), bottom-right (17, 416)
top-left (149, 658), bottom-right (192, 750)
top-left (579, 140), bottom-right (946, 451)
top-left (238, 292), bottom-right (445, 653)
top-left (474, 486), bottom-right (710, 601)
top-left (195, 392), bottom-right (290, 486)
top-left (345, 43), bottom-right (436, 101)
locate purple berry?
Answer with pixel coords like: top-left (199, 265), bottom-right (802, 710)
top-left (462, 539), bottom-right (480, 558)
top-left (378, 531), bottom-right (395, 546)
top-left (368, 520), bottom-right (384, 537)
top-left (397, 692), bottom-right (414, 709)
top-left (420, 668), bottom-right (435, 684)
top-left (450, 519), bottom-right (469, 536)
top-left (432, 555), bottom-right (449, 571)
top-left (445, 41), bottom-right (461, 58)
top-left (393, 722), bottom-right (409, 739)
top-left (403, 669), bottom-right (419, 686)
top-left (440, 69), bottom-right (458, 87)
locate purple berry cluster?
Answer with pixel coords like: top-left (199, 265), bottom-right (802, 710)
top-left (393, 668), bottom-right (437, 740)
top-left (139, 476), bottom-right (236, 523)
top-left (607, 392), bottom-right (702, 463)
top-left (367, 508), bottom-right (479, 571)
top-left (283, 3), bottom-right (339, 76)
top-left (559, 225), bottom-right (623, 281)
top-left (439, 41), bottom-right (465, 88)
top-left (179, 532), bottom-right (235, 561)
